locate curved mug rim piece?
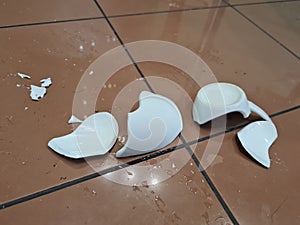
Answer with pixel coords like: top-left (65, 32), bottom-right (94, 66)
top-left (116, 91), bottom-right (183, 158)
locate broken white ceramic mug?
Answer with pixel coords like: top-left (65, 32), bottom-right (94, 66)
top-left (193, 82), bottom-right (278, 168)
top-left (48, 112), bottom-right (118, 158)
top-left (116, 91), bottom-right (183, 158)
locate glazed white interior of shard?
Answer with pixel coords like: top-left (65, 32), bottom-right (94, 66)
top-left (237, 121), bottom-right (277, 168)
top-left (193, 83), bottom-right (251, 125)
top-left (237, 102), bottom-right (278, 168)
top-left (116, 91), bottom-right (183, 158)
top-left (48, 112), bottom-right (118, 158)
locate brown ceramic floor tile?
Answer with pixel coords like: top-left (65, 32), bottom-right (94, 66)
top-left (0, 20), bottom-right (158, 203)
top-left (0, 149), bottom-right (233, 225)
top-left (97, 0), bottom-right (227, 16)
top-left (110, 8), bottom-right (300, 141)
top-left (237, 1), bottom-right (300, 57)
top-left (192, 109), bottom-right (300, 224)
top-left (0, 0), bottom-right (102, 27)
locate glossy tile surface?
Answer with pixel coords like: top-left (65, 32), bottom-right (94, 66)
top-left (97, 0), bottom-right (227, 16)
top-left (1, 0), bottom-right (299, 224)
top-left (0, 20), bottom-right (151, 203)
top-left (192, 110), bottom-right (300, 225)
top-left (0, 0), bottom-right (101, 27)
top-left (0, 150), bottom-right (233, 225)
top-left (238, 1), bottom-right (300, 57)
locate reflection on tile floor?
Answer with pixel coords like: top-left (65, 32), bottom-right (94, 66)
top-left (0, 0), bottom-right (102, 26)
top-left (97, 0), bottom-right (227, 16)
top-left (0, 0), bottom-right (299, 224)
top-left (237, 1), bottom-right (300, 57)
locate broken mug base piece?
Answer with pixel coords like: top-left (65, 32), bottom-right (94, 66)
top-left (48, 112), bottom-right (118, 159)
top-left (116, 91), bottom-right (183, 158)
top-left (192, 82), bottom-right (251, 125)
top-left (193, 82), bottom-right (278, 168)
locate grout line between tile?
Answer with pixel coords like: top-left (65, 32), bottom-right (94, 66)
top-left (226, 0), bottom-right (300, 7)
top-left (92, 0), bottom-right (154, 92)
top-left (185, 145), bottom-right (240, 225)
top-left (223, 0), bottom-right (300, 60)
top-left (0, 144), bottom-right (186, 210)
top-left (269, 104), bottom-right (300, 117)
top-left (106, 5), bottom-right (229, 19)
top-left (0, 5), bottom-right (229, 29)
top-left (183, 105), bottom-right (299, 224)
top-left (1, 0), bottom-right (299, 30)
top-left (0, 17), bottom-right (104, 29)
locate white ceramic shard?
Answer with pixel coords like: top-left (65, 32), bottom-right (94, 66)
top-left (116, 91), bottom-right (183, 158)
top-left (40, 77), bottom-right (52, 87)
top-left (48, 112), bottom-right (118, 158)
top-left (193, 82), bottom-right (278, 168)
top-left (18, 72), bottom-right (31, 79)
top-left (30, 85), bottom-right (47, 101)
top-left (193, 83), bottom-right (250, 125)
top-left (68, 115), bottom-right (83, 124)
top-left (237, 121), bottom-right (277, 168)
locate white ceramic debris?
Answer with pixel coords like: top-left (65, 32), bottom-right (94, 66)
top-left (30, 85), bottom-right (47, 101)
top-left (40, 78), bottom-right (52, 87)
top-left (18, 72), bottom-right (31, 79)
top-left (116, 91), bottom-right (183, 158)
top-left (68, 115), bottom-right (83, 124)
top-left (48, 112), bottom-right (118, 158)
top-left (193, 82), bottom-right (278, 168)
top-left (237, 121), bottom-right (277, 168)
top-left (193, 83), bottom-right (251, 125)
